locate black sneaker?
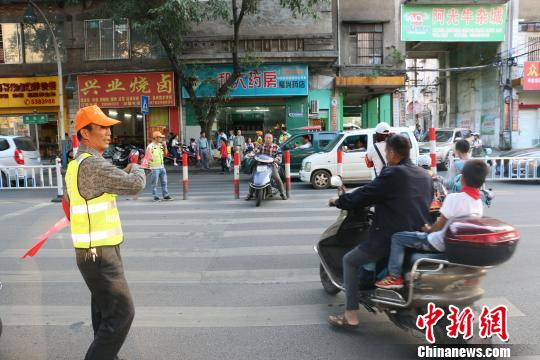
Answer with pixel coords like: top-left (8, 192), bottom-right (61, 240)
top-left (245, 194), bottom-right (253, 201)
top-left (153, 196), bottom-right (160, 202)
top-left (280, 193), bottom-right (287, 200)
top-left (163, 196), bottom-right (173, 201)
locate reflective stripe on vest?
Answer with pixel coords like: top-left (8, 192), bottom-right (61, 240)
top-left (65, 152), bottom-right (123, 249)
top-left (148, 143), bottom-right (164, 168)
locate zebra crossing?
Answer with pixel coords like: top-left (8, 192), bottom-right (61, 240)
top-left (0, 172), bottom-right (529, 359)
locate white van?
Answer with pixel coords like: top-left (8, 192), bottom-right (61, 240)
top-left (299, 127), bottom-right (419, 189)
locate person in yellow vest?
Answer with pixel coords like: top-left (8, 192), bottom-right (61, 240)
top-left (64, 105), bottom-right (146, 360)
top-left (146, 131), bottom-right (173, 201)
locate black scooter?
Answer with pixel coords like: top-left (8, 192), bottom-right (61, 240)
top-left (111, 144), bottom-right (144, 168)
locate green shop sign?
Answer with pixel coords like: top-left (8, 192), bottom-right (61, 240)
top-left (401, 3), bottom-right (507, 42)
top-left (22, 114), bottom-right (48, 125)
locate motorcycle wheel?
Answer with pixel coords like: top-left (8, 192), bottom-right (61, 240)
top-left (255, 189), bottom-right (263, 207)
top-left (320, 264), bottom-right (341, 295)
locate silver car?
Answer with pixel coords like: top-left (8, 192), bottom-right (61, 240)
top-left (419, 128), bottom-right (473, 169)
top-left (0, 136), bottom-right (42, 186)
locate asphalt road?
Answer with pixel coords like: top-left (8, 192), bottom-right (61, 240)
top-left (0, 171), bottom-right (539, 360)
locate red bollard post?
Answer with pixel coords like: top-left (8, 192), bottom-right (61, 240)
top-left (234, 151), bottom-right (240, 199)
top-left (182, 152), bottom-right (189, 200)
top-left (429, 127), bottom-right (437, 175)
top-left (71, 135), bottom-right (79, 158)
top-left (337, 148), bottom-right (343, 177)
top-left (284, 149), bottom-right (291, 198)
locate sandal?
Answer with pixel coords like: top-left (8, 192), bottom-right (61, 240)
top-left (328, 314), bottom-right (359, 330)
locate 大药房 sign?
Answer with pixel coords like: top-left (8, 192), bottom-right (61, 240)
top-left (0, 76), bottom-right (59, 108)
top-left (524, 61), bottom-right (540, 90)
top-left (182, 64), bottom-right (309, 98)
top-left (401, 3), bottom-right (507, 42)
top-left (23, 114), bottom-right (49, 125)
top-left (77, 72), bottom-right (175, 108)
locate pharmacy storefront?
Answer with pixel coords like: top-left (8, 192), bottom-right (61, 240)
top-left (77, 72), bottom-right (177, 148)
top-left (183, 64), bottom-right (312, 142)
top-left (0, 76), bottom-right (65, 158)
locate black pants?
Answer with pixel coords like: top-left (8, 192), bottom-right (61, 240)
top-left (221, 157), bottom-right (228, 172)
top-left (76, 245), bottom-right (135, 360)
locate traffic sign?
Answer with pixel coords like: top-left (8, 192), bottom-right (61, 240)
top-left (141, 95), bottom-right (149, 114)
top-left (23, 114), bottom-right (48, 125)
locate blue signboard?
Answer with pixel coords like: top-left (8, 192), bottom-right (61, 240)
top-left (182, 64), bottom-right (308, 98)
top-left (140, 95), bottom-right (149, 114)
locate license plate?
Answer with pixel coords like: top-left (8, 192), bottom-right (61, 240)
top-left (256, 165), bottom-right (268, 172)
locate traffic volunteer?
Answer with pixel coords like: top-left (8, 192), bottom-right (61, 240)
top-left (64, 105), bottom-right (146, 360)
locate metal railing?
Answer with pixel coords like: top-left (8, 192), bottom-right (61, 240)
top-left (479, 157), bottom-right (540, 181)
top-left (0, 157), bottom-right (63, 201)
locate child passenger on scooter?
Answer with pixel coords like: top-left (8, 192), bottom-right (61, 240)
top-left (375, 160), bottom-right (489, 290)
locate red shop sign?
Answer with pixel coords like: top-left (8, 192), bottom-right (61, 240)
top-left (77, 72), bottom-right (176, 108)
top-left (523, 61), bottom-right (540, 91)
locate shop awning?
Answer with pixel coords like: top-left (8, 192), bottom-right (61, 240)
top-left (335, 76), bottom-right (406, 88)
top-left (292, 125), bottom-right (321, 131)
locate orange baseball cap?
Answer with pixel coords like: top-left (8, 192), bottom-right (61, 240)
top-left (153, 131), bottom-right (165, 138)
top-left (75, 105), bottom-right (121, 132)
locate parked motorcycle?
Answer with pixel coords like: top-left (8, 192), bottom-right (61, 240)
top-left (316, 176), bottom-right (518, 344)
top-left (111, 144), bottom-right (144, 168)
top-left (248, 154), bottom-right (282, 207)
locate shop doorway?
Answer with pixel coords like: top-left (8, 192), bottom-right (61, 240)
top-left (216, 106), bottom-right (286, 141)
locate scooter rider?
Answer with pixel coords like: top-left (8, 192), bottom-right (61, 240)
top-left (245, 133), bottom-right (287, 200)
top-left (327, 134), bottom-right (432, 329)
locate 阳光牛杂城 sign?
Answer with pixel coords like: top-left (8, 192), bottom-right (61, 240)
top-left (401, 3), bottom-right (507, 42)
top-left (182, 64), bottom-right (309, 98)
top-left (77, 72), bottom-right (176, 108)
top-left (0, 76), bottom-right (59, 108)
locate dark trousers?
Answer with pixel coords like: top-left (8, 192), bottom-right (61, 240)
top-left (221, 157), bottom-right (228, 172)
top-left (76, 245), bottom-right (135, 360)
top-left (342, 245), bottom-right (382, 310)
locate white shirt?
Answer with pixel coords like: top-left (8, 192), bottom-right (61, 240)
top-left (367, 141), bottom-right (387, 178)
top-left (427, 192), bottom-right (484, 251)
top-left (297, 142), bottom-right (312, 149)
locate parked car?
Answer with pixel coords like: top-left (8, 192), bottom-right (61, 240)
top-left (241, 131), bottom-right (340, 177)
top-left (419, 128), bottom-right (472, 170)
top-left (299, 127), bottom-right (419, 189)
top-left (0, 136), bottom-right (41, 186)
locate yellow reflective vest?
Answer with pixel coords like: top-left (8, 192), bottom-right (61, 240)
top-left (65, 153), bottom-right (123, 249)
top-left (147, 143), bottom-right (165, 169)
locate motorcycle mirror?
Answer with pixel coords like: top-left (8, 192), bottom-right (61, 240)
top-left (330, 176), bottom-right (343, 188)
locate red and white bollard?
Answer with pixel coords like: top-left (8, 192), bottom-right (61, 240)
top-left (284, 149), bottom-right (291, 198)
top-left (337, 148), bottom-right (343, 177)
top-left (71, 135), bottom-right (79, 158)
top-left (234, 151), bottom-right (240, 199)
top-left (429, 127), bottom-right (437, 175)
top-left (182, 152), bottom-right (189, 200)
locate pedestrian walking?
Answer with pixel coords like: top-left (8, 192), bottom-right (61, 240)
top-left (220, 137), bottom-right (229, 173)
top-left (227, 129), bottom-right (235, 148)
top-left (170, 133), bottom-right (180, 166)
top-left (196, 131), bottom-right (210, 170)
top-left (233, 129), bottom-right (246, 159)
top-left (64, 105), bottom-right (146, 360)
top-left (413, 123), bottom-right (424, 141)
top-left (146, 131), bottom-right (173, 201)
top-left (366, 122), bottom-right (391, 179)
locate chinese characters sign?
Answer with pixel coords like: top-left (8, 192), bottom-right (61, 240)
top-left (182, 64), bottom-right (308, 98)
top-left (0, 76), bottom-right (59, 108)
top-left (523, 61), bottom-right (540, 90)
top-left (401, 4), bottom-right (507, 42)
top-left (77, 72), bottom-right (175, 108)
top-left (417, 302), bottom-right (509, 344)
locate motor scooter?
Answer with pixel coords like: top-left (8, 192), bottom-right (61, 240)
top-left (315, 176), bottom-right (518, 345)
top-left (249, 154), bottom-right (282, 207)
top-left (111, 144), bottom-right (144, 168)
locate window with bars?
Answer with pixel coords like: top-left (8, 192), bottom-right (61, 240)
top-left (85, 19), bottom-right (130, 60)
top-left (348, 23), bottom-right (383, 65)
top-left (527, 36), bottom-right (540, 61)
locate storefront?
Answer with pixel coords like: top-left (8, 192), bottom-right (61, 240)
top-left (0, 76), bottom-right (65, 159)
top-left (183, 64), bottom-right (311, 142)
top-left (77, 71), bottom-right (178, 148)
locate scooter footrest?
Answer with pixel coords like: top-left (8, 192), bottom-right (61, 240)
top-left (373, 288), bottom-right (407, 305)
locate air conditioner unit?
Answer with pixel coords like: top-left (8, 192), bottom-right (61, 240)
top-left (309, 100), bottom-right (319, 114)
